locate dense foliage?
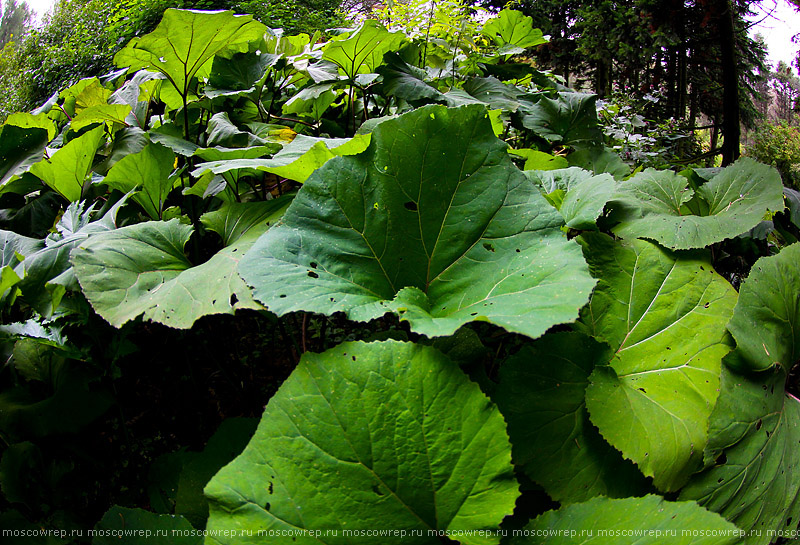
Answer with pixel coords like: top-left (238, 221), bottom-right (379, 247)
top-left (0, 0), bottom-right (344, 121)
top-left (1, 7), bottom-right (800, 544)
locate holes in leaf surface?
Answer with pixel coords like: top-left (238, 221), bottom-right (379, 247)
top-left (310, 262), bottom-right (318, 269)
top-left (715, 452), bottom-right (727, 466)
top-left (483, 242), bottom-right (495, 252)
top-left (230, 294), bottom-right (238, 306)
top-left (308, 271), bottom-right (319, 279)
top-left (756, 419), bottom-right (763, 431)
top-left (372, 484), bottom-right (384, 496)
top-left (404, 201), bottom-right (418, 211)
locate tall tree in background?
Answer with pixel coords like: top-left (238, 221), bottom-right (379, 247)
top-left (0, 0), bottom-right (32, 49)
top-left (484, 0), bottom-right (768, 164)
top-left (772, 60), bottom-right (800, 121)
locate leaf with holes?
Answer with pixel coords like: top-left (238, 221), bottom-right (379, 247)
top-left (239, 105), bottom-right (595, 339)
top-left (204, 340), bottom-right (519, 544)
top-left (577, 232), bottom-right (737, 491)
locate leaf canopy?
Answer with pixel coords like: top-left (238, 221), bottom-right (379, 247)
top-left (610, 158), bottom-right (785, 249)
top-left (239, 105), bottom-right (595, 339)
top-left (205, 340), bottom-right (519, 544)
top-left (577, 233), bottom-right (737, 491)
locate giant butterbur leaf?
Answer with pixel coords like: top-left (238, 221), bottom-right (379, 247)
top-left (481, 9), bottom-right (547, 56)
top-left (191, 134), bottom-right (370, 183)
top-left (679, 367), bottom-right (800, 545)
top-left (521, 93), bottom-right (602, 148)
top-left (205, 340), bottom-right (519, 544)
top-left (509, 495), bottom-right (741, 545)
top-left (567, 146), bottom-right (631, 180)
top-left (239, 105), bottom-right (595, 339)
top-left (0, 124), bottom-right (48, 194)
top-left (72, 203), bottom-right (286, 328)
top-left (322, 20), bottom-right (407, 79)
top-left (16, 198), bottom-right (126, 315)
top-left (577, 233), bottom-right (737, 491)
top-left (525, 167), bottom-right (615, 230)
top-left (102, 142), bottom-right (176, 220)
top-left (495, 332), bottom-right (648, 503)
top-left (679, 243), bottom-right (800, 544)
top-left (610, 158), bottom-right (785, 249)
top-left (114, 9), bottom-right (266, 105)
top-left (29, 126), bottom-right (104, 202)
top-left (725, 243), bottom-right (800, 373)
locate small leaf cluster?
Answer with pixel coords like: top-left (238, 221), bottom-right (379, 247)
top-left (0, 8), bottom-right (799, 544)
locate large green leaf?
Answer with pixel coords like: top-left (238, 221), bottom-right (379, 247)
top-left (610, 158), bottom-right (785, 249)
top-left (481, 9), bottom-right (547, 56)
top-left (521, 93), bottom-right (602, 148)
top-left (102, 143), bottom-right (176, 220)
top-left (509, 495), bottom-right (741, 545)
top-left (114, 9), bottom-right (265, 104)
top-left (205, 340), bottom-right (519, 544)
top-left (525, 167), bottom-right (615, 229)
top-left (239, 105), bottom-right (595, 339)
top-left (725, 243), bottom-right (800, 373)
top-left (680, 367), bottom-right (800, 545)
top-left (29, 126), bottom-right (105, 202)
top-left (377, 52), bottom-right (444, 103)
top-left (322, 20), bottom-right (407, 79)
top-left (200, 198), bottom-right (291, 246)
top-left (72, 210), bottom-right (276, 328)
top-left (494, 332), bottom-right (648, 503)
top-left (567, 146), bottom-right (631, 180)
top-left (190, 134), bottom-right (370, 183)
top-left (577, 233), bottom-right (737, 491)
top-left (0, 125), bottom-right (48, 193)
top-left (16, 198), bottom-right (126, 315)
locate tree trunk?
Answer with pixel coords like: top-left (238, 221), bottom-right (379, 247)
top-left (716, 0), bottom-right (740, 165)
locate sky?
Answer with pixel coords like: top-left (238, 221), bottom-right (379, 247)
top-left (747, 0), bottom-right (800, 70)
top-left (20, 0), bottom-right (800, 70)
